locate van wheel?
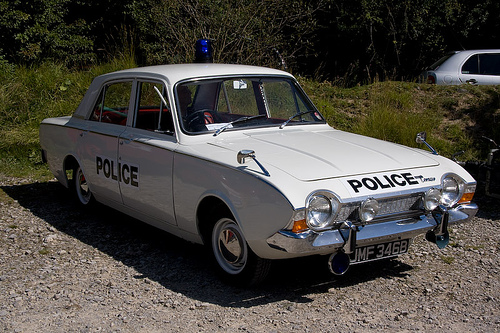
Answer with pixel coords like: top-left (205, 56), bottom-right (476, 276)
top-left (74, 166), bottom-right (94, 206)
top-left (211, 217), bottom-right (271, 286)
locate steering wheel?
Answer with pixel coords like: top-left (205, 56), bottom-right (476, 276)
top-left (185, 109), bottom-right (217, 130)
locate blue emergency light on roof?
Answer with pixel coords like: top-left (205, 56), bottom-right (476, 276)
top-left (195, 39), bottom-right (213, 63)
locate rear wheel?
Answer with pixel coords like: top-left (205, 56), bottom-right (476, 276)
top-left (74, 166), bottom-right (94, 206)
top-left (211, 217), bottom-right (271, 286)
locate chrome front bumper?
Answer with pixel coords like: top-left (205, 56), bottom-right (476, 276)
top-left (266, 202), bottom-right (478, 256)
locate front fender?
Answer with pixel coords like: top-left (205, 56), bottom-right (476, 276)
top-left (173, 152), bottom-right (293, 257)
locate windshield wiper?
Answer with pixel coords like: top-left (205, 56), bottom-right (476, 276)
top-left (279, 110), bottom-right (317, 129)
top-left (213, 114), bottom-right (267, 136)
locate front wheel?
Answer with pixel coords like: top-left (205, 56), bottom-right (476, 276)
top-left (74, 166), bottom-right (94, 206)
top-left (211, 217), bottom-right (271, 286)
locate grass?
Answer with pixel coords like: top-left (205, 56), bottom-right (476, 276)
top-left (301, 79), bottom-right (500, 161)
top-left (38, 247), bottom-right (50, 255)
top-left (0, 55), bottom-right (137, 180)
top-left (0, 58), bottom-right (499, 180)
top-left (440, 255), bottom-right (455, 264)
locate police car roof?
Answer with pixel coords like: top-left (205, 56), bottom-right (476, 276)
top-left (99, 63), bottom-right (294, 84)
top-left (73, 63), bottom-right (294, 119)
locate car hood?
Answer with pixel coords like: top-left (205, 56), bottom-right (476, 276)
top-left (210, 127), bottom-right (439, 181)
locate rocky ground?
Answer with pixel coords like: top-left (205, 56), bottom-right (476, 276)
top-left (0, 177), bottom-right (499, 332)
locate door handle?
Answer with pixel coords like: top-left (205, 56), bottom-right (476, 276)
top-left (466, 79), bottom-right (478, 84)
top-left (120, 137), bottom-right (133, 145)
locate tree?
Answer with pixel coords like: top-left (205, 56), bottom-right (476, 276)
top-left (311, 0), bottom-right (500, 84)
top-left (0, 0), bottom-right (96, 65)
top-left (127, 0), bottom-right (322, 70)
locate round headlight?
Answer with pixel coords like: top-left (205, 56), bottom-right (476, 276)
top-left (306, 194), bottom-right (339, 230)
top-left (360, 198), bottom-right (379, 222)
top-left (424, 188), bottom-right (441, 211)
top-left (441, 175), bottom-right (463, 207)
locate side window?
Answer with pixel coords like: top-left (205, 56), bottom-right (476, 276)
top-left (90, 81), bottom-right (132, 125)
top-left (462, 55), bottom-right (479, 74)
top-left (90, 89), bottom-right (105, 122)
top-left (135, 82), bottom-right (174, 133)
top-left (479, 54), bottom-right (500, 75)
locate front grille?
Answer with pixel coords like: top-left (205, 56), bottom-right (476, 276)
top-left (336, 193), bottom-right (424, 224)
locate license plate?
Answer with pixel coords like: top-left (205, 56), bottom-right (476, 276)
top-left (350, 239), bottom-right (410, 263)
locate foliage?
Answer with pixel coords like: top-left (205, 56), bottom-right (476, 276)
top-left (0, 0), bottom-right (96, 65)
top-left (127, 0), bottom-right (321, 68)
top-left (312, 0), bottom-right (500, 84)
top-left (1, 0), bottom-right (500, 83)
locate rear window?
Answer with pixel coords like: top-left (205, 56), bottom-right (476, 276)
top-left (427, 53), bottom-right (455, 70)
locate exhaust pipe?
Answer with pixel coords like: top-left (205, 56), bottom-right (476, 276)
top-left (327, 221), bottom-right (357, 275)
top-left (328, 251), bottom-right (351, 275)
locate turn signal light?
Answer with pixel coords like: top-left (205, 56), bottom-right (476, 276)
top-left (458, 192), bottom-right (474, 204)
top-left (292, 219), bottom-right (308, 233)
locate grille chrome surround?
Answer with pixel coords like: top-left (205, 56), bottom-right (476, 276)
top-left (335, 193), bottom-right (424, 225)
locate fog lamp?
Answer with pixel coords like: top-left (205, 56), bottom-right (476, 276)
top-left (360, 198), bottom-right (379, 222)
top-left (424, 188), bottom-right (441, 211)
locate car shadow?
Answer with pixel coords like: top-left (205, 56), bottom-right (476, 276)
top-left (1, 181), bottom-right (416, 308)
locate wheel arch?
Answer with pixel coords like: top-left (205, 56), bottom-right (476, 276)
top-left (197, 195), bottom-right (235, 246)
top-left (196, 195), bottom-right (272, 285)
top-left (61, 154), bottom-right (80, 188)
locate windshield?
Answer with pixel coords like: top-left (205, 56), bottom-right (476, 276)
top-left (175, 77), bottom-right (324, 134)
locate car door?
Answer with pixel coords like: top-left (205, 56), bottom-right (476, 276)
top-left (77, 80), bottom-right (133, 204)
top-left (117, 80), bottom-right (178, 225)
top-left (459, 53), bottom-right (500, 85)
top-left (478, 53), bottom-right (500, 84)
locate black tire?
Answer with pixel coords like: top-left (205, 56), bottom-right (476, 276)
top-left (211, 217), bottom-right (271, 286)
top-left (73, 166), bottom-right (94, 206)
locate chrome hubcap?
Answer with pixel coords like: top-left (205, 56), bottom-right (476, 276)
top-left (218, 228), bottom-right (243, 265)
top-left (76, 168), bottom-right (91, 203)
top-left (212, 218), bottom-right (247, 274)
top-left (79, 174), bottom-right (89, 193)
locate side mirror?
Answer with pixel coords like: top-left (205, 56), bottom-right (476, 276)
top-left (415, 131), bottom-right (427, 144)
top-left (415, 131), bottom-right (438, 155)
top-left (237, 150), bottom-right (255, 164)
top-left (237, 150), bottom-right (270, 176)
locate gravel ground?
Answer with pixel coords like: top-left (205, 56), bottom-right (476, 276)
top-left (0, 177), bottom-right (499, 332)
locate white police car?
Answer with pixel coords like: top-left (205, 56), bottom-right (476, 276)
top-left (422, 49), bottom-right (500, 85)
top-left (39, 42), bottom-right (478, 285)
